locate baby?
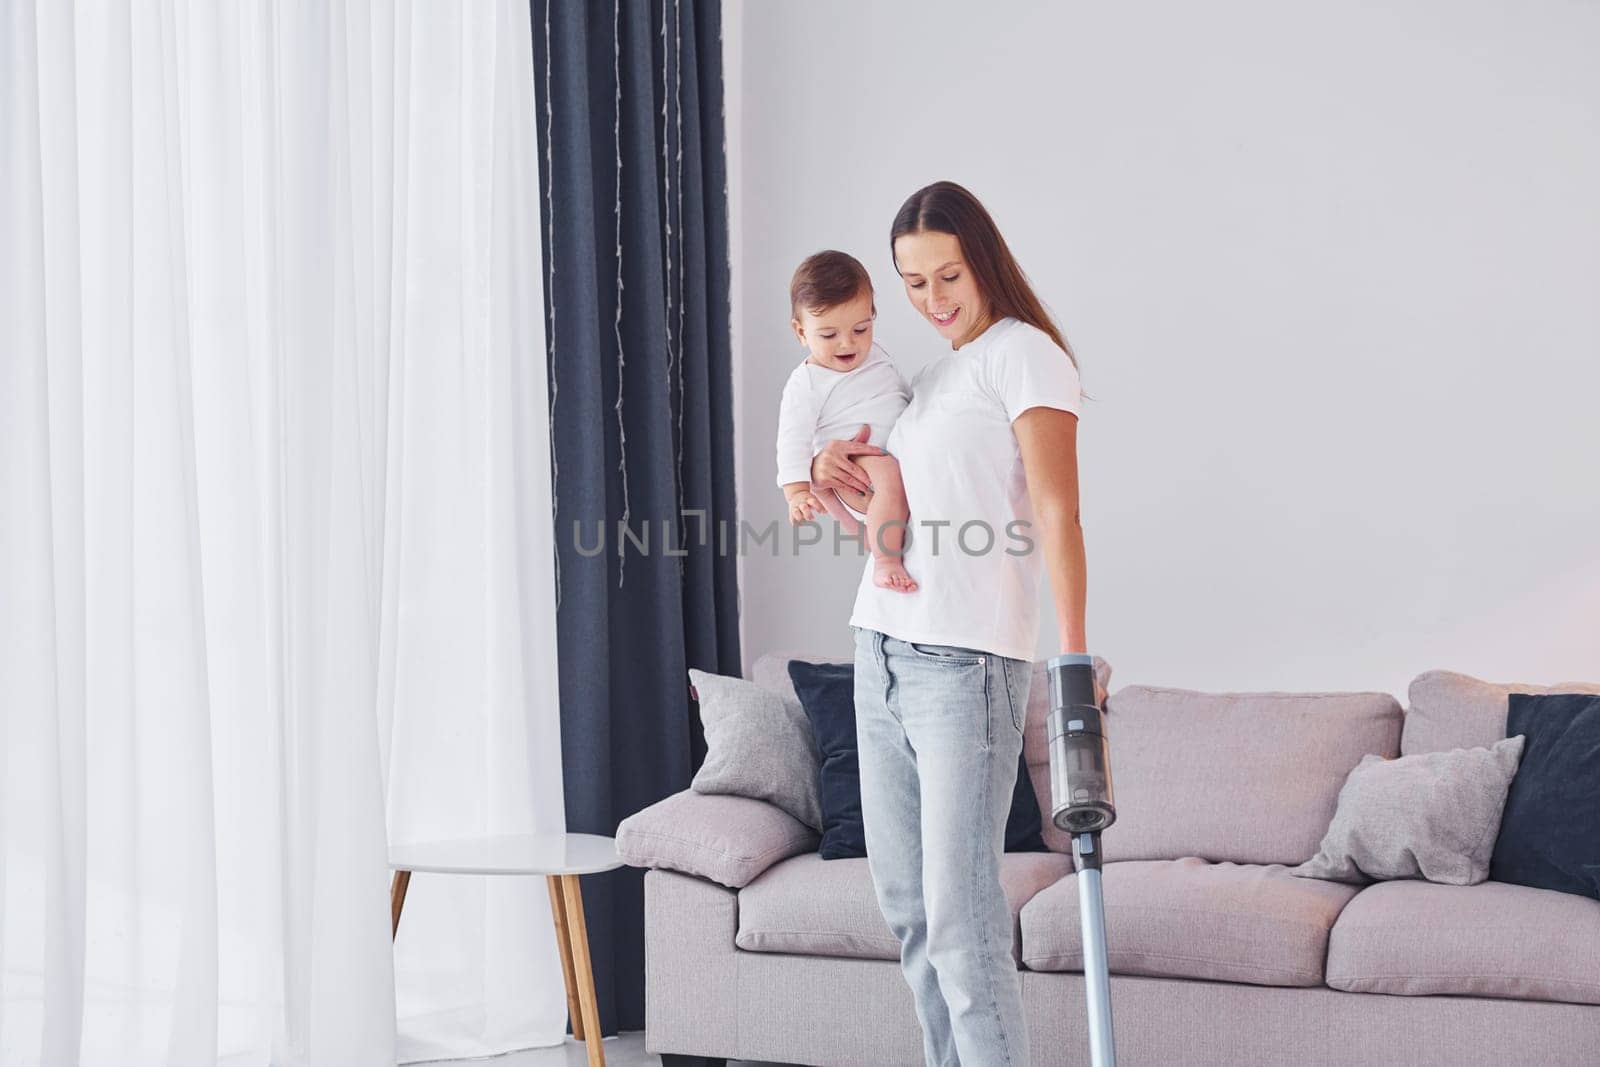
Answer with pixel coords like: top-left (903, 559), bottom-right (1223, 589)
top-left (775, 250), bottom-right (918, 593)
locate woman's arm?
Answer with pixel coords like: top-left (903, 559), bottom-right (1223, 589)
top-left (1014, 406), bottom-right (1091, 660)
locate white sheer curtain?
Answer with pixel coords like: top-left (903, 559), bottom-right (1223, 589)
top-left (0, 1), bottom-right (564, 1064)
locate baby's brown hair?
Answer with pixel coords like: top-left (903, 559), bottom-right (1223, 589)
top-left (789, 250), bottom-right (874, 319)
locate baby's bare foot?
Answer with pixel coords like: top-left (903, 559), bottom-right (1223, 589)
top-left (873, 557), bottom-right (919, 593)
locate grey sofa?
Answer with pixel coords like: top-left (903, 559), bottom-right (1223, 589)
top-left (619, 655), bottom-right (1600, 1066)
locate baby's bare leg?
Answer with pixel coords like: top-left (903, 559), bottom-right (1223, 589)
top-left (833, 483), bottom-right (873, 517)
top-left (856, 454), bottom-right (917, 593)
top-left (816, 487), bottom-right (864, 536)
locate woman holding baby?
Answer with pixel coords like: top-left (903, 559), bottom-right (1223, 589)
top-left (807, 181), bottom-right (1097, 1066)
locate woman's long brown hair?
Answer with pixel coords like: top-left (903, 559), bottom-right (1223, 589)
top-left (890, 181), bottom-right (1079, 371)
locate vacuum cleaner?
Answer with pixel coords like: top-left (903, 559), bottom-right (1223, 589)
top-left (1045, 653), bottom-right (1118, 1067)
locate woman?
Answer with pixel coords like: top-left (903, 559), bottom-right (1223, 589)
top-left (810, 181), bottom-right (1100, 1066)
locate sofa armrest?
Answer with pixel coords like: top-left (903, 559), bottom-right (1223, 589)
top-left (617, 788), bottom-right (820, 889)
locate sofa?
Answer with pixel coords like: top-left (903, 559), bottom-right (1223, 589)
top-left (619, 653), bottom-right (1600, 1066)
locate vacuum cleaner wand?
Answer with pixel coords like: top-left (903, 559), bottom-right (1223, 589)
top-left (1046, 653), bottom-right (1118, 1067)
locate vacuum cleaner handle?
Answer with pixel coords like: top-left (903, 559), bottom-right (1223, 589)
top-left (1045, 653), bottom-right (1116, 841)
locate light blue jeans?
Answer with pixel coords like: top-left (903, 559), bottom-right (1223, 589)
top-left (852, 626), bottom-right (1032, 1067)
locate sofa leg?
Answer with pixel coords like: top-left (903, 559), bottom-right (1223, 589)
top-left (659, 1056), bottom-right (727, 1067)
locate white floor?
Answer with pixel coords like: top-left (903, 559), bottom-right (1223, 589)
top-left (415, 1029), bottom-right (794, 1067)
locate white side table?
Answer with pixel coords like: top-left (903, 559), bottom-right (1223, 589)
top-left (389, 832), bottom-right (624, 1067)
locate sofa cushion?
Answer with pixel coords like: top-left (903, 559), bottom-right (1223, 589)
top-left (1019, 858), bottom-right (1360, 986)
top-left (735, 850), bottom-right (1073, 965)
top-left (688, 668), bottom-right (823, 830)
top-left (1400, 668), bottom-right (1600, 757)
top-left (787, 661), bottom-right (868, 858)
top-left (1327, 878), bottom-right (1600, 1005)
top-left (1291, 736), bottom-right (1525, 886)
top-left (1077, 686), bottom-right (1402, 865)
top-left (616, 789), bottom-right (819, 889)
top-left (1491, 693), bottom-right (1600, 900)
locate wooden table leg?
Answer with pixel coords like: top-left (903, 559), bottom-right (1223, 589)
top-left (546, 874), bottom-right (586, 1041)
top-left (390, 870), bottom-right (411, 940)
top-left (559, 874), bottom-right (605, 1067)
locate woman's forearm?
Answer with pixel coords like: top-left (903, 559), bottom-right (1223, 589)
top-left (1036, 500), bottom-right (1088, 654)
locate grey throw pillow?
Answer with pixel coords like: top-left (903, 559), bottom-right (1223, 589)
top-left (1291, 735), bottom-right (1525, 886)
top-left (688, 668), bottom-right (823, 831)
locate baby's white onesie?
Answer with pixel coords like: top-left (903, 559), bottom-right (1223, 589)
top-left (774, 342), bottom-right (912, 488)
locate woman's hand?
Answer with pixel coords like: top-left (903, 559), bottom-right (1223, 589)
top-left (809, 424), bottom-right (884, 497)
top-left (1058, 653), bottom-right (1108, 708)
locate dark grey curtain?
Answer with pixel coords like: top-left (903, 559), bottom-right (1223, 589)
top-left (531, 0), bottom-right (739, 1036)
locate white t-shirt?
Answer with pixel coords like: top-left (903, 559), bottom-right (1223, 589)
top-left (848, 317), bottom-right (1082, 661)
top-left (774, 342), bottom-right (913, 487)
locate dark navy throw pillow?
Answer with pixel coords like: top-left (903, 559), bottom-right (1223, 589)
top-left (1005, 750), bottom-right (1048, 853)
top-left (787, 661), bottom-right (865, 859)
top-left (787, 660), bottom-right (1048, 860)
top-left (1489, 692), bottom-right (1600, 900)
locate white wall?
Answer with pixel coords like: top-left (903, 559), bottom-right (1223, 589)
top-left (726, 0), bottom-right (1600, 697)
